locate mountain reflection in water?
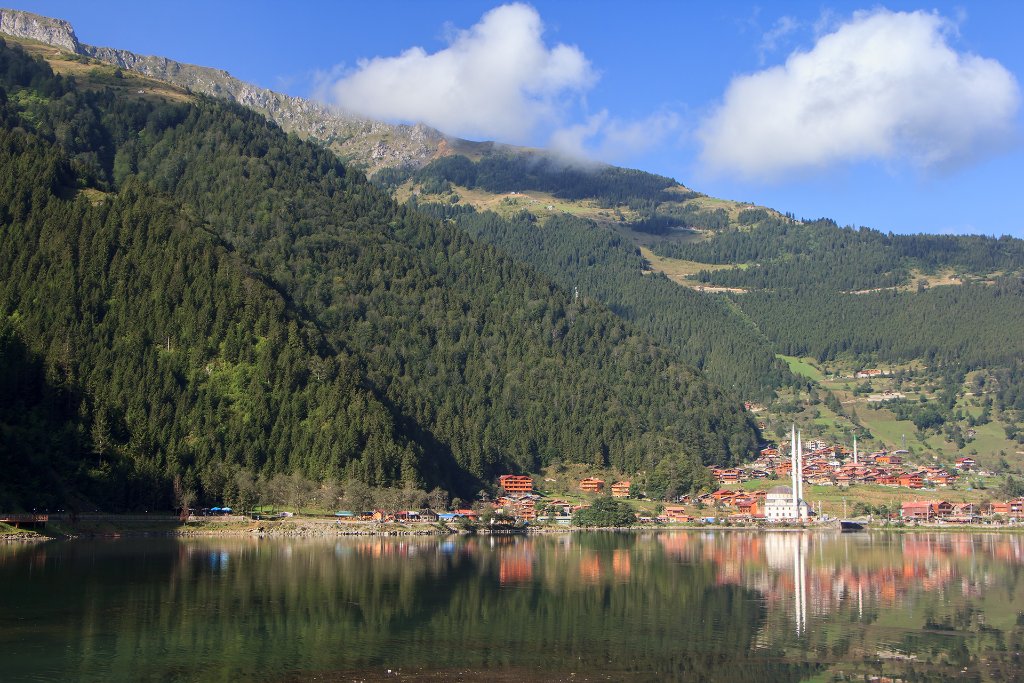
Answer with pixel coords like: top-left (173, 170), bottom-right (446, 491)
top-left (3, 531), bottom-right (1024, 682)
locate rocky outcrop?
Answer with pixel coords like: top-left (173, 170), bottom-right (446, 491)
top-left (0, 8), bottom-right (455, 174)
top-left (0, 8), bottom-right (79, 53)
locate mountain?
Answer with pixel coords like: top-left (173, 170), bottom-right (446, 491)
top-left (0, 8), bottom-right (798, 400)
top-left (3, 8), bottom-right (1022, 483)
top-left (0, 36), bottom-right (758, 511)
top-left (0, 7), bottom-right (465, 173)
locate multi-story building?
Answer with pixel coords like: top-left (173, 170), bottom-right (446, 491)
top-left (499, 474), bottom-right (534, 494)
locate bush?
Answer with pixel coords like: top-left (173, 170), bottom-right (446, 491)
top-left (572, 497), bottom-right (636, 527)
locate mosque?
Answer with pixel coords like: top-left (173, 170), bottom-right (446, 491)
top-left (764, 425), bottom-right (811, 521)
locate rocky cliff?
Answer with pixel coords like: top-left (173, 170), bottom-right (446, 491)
top-left (0, 8), bottom-right (451, 173)
top-left (0, 8), bottom-right (79, 53)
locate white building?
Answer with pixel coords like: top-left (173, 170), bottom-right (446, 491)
top-left (764, 485), bottom-right (799, 519)
top-left (764, 425), bottom-right (810, 520)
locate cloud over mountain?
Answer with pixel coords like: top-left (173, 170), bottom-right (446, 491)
top-left (317, 3), bottom-right (595, 142)
top-left (699, 9), bottom-right (1020, 180)
top-left (549, 110), bottom-right (682, 164)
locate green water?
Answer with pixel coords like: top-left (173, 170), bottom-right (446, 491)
top-left (2, 531), bottom-right (1023, 682)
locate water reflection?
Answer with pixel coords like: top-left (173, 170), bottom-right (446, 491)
top-left (2, 532), bottom-right (1024, 681)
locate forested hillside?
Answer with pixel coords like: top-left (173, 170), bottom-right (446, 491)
top-left (415, 202), bottom-right (791, 400)
top-left (643, 213), bottom-right (1024, 371)
top-left (0, 39), bottom-right (757, 511)
top-left (655, 215), bottom-right (1024, 291)
top-left (391, 145), bottom-right (1023, 464)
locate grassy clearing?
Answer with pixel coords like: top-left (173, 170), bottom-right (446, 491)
top-left (397, 183), bottom-right (646, 227)
top-left (779, 355), bottom-right (825, 382)
top-left (637, 246), bottom-right (736, 283)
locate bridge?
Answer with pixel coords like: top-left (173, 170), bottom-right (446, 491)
top-left (0, 513), bottom-right (49, 528)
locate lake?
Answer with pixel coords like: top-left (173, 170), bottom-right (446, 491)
top-left (2, 531), bottom-right (1023, 681)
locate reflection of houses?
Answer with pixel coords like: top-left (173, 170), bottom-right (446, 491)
top-left (579, 554), bottom-right (601, 584)
top-left (612, 549), bottom-right (631, 579)
top-left (499, 551), bottom-right (534, 585)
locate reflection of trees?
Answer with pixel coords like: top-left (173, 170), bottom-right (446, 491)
top-left (1, 535), bottom-right (792, 682)
top-left (8, 532), bottom-right (1024, 681)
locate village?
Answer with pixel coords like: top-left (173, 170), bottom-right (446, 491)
top-left (471, 429), bottom-right (1024, 528)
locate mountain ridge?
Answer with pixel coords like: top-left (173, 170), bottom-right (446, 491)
top-left (0, 7), bottom-right (462, 173)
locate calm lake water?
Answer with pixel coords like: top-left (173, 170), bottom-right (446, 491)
top-left (3, 531), bottom-right (1024, 682)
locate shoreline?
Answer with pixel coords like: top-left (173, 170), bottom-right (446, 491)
top-left (7, 517), bottom-right (1024, 542)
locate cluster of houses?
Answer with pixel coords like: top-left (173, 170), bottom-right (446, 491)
top-left (710, 439), bottom-right (977, 491)
top-left (493, 474), bottom-right (633, 525)
top-left (901, 499), bottom-right (1024, 523)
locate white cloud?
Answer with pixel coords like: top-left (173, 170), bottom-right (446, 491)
top-left (699, 9), bottom-right (1021, 180)
top-left (316, 3), bottom-right (596, 142)
top-left (549, 110), bottom-right (682, 164)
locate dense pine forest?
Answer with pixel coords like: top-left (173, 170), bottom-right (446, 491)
top-left (390, 141), bottom-right (1024, 464)
top-left (655, 215), bottom-right (1024, 292)
top-left (414, 202), bottom-right (792, 400)
top-left (0, 40), bottom-right (758, 511)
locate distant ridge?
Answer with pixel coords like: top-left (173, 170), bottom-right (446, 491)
top-left (0, 7), bottom-right (460, 173)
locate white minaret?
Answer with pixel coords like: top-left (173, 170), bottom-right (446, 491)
top-left (853, 435), bottom-right (858, 465)
top-left (797, 430), bottom-right (804, 512)
top-left (790, 424), bottom-right (799, 515)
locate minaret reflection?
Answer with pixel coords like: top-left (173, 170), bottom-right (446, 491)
top-left (794, 534), bottom-right (807, 636)
top-left (764, 533), bottom-right (809, 637)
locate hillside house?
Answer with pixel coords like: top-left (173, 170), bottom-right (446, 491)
top-left (579, 477), bottom-right (605, 493)
top-left (735, 497), bottom-right (759, 516)
top-left (902, 501), bottom-right (954, 520)
top-left (713, 468), bottom-right (743, 485)
top-left (897, 473), bottom-right (924, 489)
top-left (499, 474), bottom-right (534, 494)
top-left (901, 501), bottom-right (939, 520)
top-left (661, 506), bottom-right (693, 523)
top-left (611, 481), bottom-right (631, 498)
top-left (992, 499), bottom-right (1024, 516)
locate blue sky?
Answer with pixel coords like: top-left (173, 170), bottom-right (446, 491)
top-left (10, 1), bottom-right (1024, 237)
